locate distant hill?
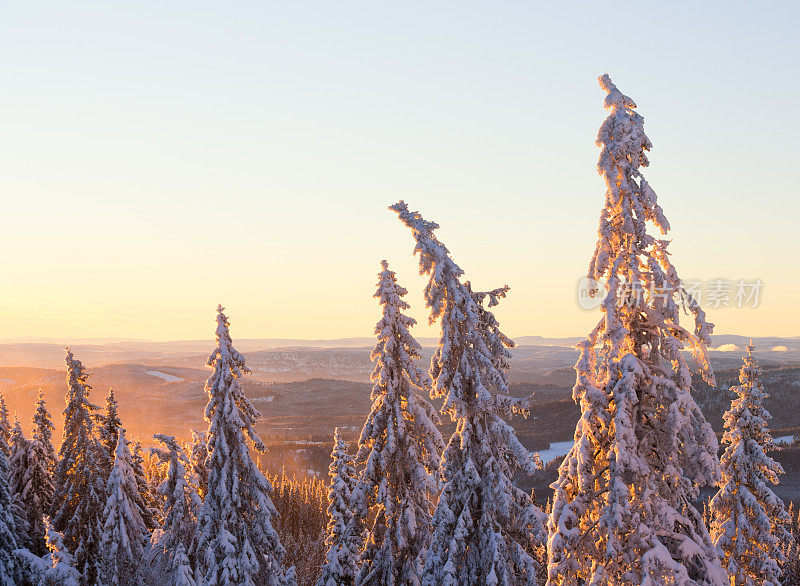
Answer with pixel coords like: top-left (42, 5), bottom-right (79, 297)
top-left (1, 349), bottom-right (797, 499)
top-left (2, 334), bottom-right (796, 370)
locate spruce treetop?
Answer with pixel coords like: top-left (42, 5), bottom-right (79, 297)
top-left (390, 201), bottom-right (528, 426)
top-left (587, 74), bottom-right (715, 387)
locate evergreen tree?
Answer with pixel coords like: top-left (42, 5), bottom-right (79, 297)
top-left (351, 260), bottom-right (444, 586)
top-left (546, 75), bottom-right (726, 585)
top-left (131, 440), bottom-right (158, 531)
top-left (0, 437), bottom-right (20, 585)
top-left (9, 420), bottom-right (32, 549)
top-left (25, 391), bottom-right (57, 555)
top-left (318, 428), bottom-right (360, 586)
top-left (150, 433), bottom-right (202, 580)
top-left (0, 397), bottom-right (11, 458)
top-left (392, 202), bottom-right (547, 586)
top-left (710, 342), bottom-right (792, 585)
top-left (101, 429), bottom-right (148, 586)
top-left (34, 391), bottom-right (56, 471)
top-left (195, 305), bottom-right (295, 586)
top-left (100, 389), bottom-right (122, 465)
top-left (52, 349), bottom-right (107, 585)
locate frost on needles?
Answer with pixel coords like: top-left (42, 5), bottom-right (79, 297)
top-left (392, 202), bottom-right (546, 586)
top-left (546, 75), bottom-right (726, 585)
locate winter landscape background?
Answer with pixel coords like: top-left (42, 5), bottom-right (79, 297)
top-left (2, 336), bottom-right (799, 499)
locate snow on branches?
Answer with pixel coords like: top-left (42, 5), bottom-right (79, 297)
top-left (392, 202), bottom-right (546, 586)
top-left (101, 429), bottom-right (149, 585)
top-left (546, 75), bottom-right (726, 585)
top-left (195, 305), bottom-right (295, 586)
top-left (350, 261), bottom-right (444, 586)
top-left (318, 428), bottom-right (360, 586)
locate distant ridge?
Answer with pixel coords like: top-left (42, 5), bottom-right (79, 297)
top-left (1, 335), bottom-right (797, 370)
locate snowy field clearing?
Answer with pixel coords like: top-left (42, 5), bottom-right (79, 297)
top-left (145, 370), bottom-right (184, 383)
top-left (537, 440), bottom-right (574, 464)
top-left (775, 435), bottom-right (795, 445)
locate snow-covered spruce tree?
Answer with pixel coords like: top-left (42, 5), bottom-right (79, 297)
top-left (0, 431), bottom-right (20, 584)
top-left (0, 397), bottom-right (11, 457)
top-left (34, 391), bottom-right (56, 471)
top-left (195, 305), bottom-right (294, 586)
top-left (24, 390), bottom-right (57, 556)
top-left (710, 342), bottom-right (791, 585)
top-left (100, 389), bottom-right (122, 465)
top-left (546, 75), bottom-right (726, 585)
top-left (9, 420), bottom-right (32, 549)
top-left (149, 434), bottom-right (202, 580)
top-left (391, 202), bottom-right (546, 586)
top-left (350, 260), bottom-right (444, 586)
top-left (318, 428), bottom-right (360, 586)
top-left (52, 348), bottom-right (107, 585)
top-left (100, 428), bottom-right (148, 586)
top-left (131, 439), bottom-right (159, 531)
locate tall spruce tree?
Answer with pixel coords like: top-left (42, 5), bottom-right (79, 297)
top-left (710, 342), bottom-right (791, 585)
top-left (9, 420), bottom-right (32, 549)
top-left (52, 349), bottom-right (107, 585)
top-left (351, 260), bottom-right (444, 586)
top-left (131, 440), bottom-right (158, 531)
top-left (318, 428), bottom-right (360, 586)
top-left (195, 305), bottom-right (295, 586)
top-left (22, 392), bottom-right (57, 556)
top-left (33, 390), bottom-right (56, 473)
top-left (101, 429), bottom-right (148, 586)
top-left (546, 75), bottom-right (726, 585)
top-left (392, 202), bottom-right (546, 586)
top-left (0, 432), bottom-right (20, 585)
top-left (150, 433), bottom-right (201, 582)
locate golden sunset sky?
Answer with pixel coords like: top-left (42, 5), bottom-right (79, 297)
top-left (2, 2), bottom-right (798, 341)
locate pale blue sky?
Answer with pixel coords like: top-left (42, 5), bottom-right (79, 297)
top-left (2, 1), bottom-right (798, 340)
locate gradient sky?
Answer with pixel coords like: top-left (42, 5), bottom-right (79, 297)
top-left (2, 1), bottom-right (798, 341)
